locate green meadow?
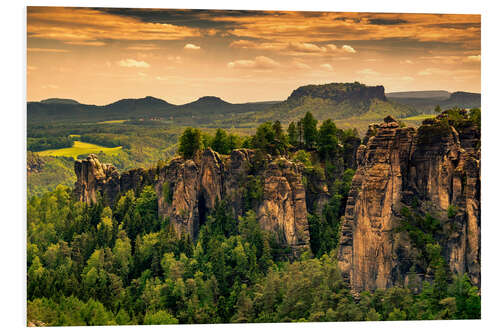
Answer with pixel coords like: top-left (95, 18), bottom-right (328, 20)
top-left (97, 119), bottom-right (127, 124)
top-left (38, 140), bottom-right (122, 159)
top-left (402, 114), bottom-right (436, 121)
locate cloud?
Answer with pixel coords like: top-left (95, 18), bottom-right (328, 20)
top-left (230, 40), bottom-right (354, 56)
top-left (27, 48), bottom-right (69, 53)
top-left (213, 11), bottom-right (480, 47)
top-left (357, 68), bottom-right (379, 76)
top-left (289, 42), bottom-right (326, 53)
top-left (400, 59), bottom-right (414, 64)
top-left (229, 40), bottom-right (285, 51)
top-left (167, 55), bottom-right (183, 64)
top-left (184, 43), bottom-right (201, 50)
top-left (227, 56), bottom-right (280, 70)
top-left (418, 67), bottom-right (478, 77)
top-left (292, 61), bottom-right (312, 70)
top-left (419, 55), bottom-right (463, 65)
top-left (368, 18), bottom-right (409, 26)
top-left (342, 45), bottom-right (356, 53)
top-left (127, 44), bottom-right (160, 51)
top-left (401, 76), bottom-right (415, 81)
top-left (65, 41), bottom-right (106, 46)
top-left (117, 59), bottom-right (150, 68)
top-left (417, 68), bottom-right (435, 76)
top-left (320, 64), bottom-right (334, 71)
top-left (287, 42), bottom-right (355, 55)
top-left (27, 7), bottom-right (201, 43)
top-left (466, 54), bottom-right (481, 62)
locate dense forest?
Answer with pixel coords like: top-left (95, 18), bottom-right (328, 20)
top-left (27, 111), bottom-right (480, 326)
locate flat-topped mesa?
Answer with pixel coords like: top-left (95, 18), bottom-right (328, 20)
top-left (73, 148), bottom-right (310, 253)
top-left (288, 82), bottom-right (386, 102)
top-left (338, 114), bottom-right (480, 291)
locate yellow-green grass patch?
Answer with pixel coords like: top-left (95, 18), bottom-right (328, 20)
top-left (38, 141), bottom-right (122, 159)
top-left (97, 119), bottom-right (126, 124)
top-left (403, 114), bottom-right (436, 121)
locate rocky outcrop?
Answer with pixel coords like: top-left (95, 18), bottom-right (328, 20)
top-left (289, 82), bottom-right (386, 102)
top-left (256, 158), bottom-right (310, 252)
top-left (338, 115), bottom-right (480, 291)
top-left (155, 149), bottom-right (310, 251)
top-left (27, 151), bottom-right (45, 174)
top-left (74, 154), bottom-right (120, 206)
top-left (74, 149), bottom-right (310, 252)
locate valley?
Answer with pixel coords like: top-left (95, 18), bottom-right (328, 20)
top-left (26, 82), bottom-right (482, 325)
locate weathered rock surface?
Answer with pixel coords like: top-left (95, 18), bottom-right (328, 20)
top-left (74, 154), bottom-right (120, 206)
top-left (256, 158), bottom-right (309, 252)
top-left (74, 149), bottom-right (310, 252)
top-left (338, 116), bottom-right (480, 291)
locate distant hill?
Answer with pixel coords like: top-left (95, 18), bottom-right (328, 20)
top-left (30, 83), bottom-right (479, 127)
top-left (256, 82), bottom-right (417, 123)
top-left (386, 90), bottom-right (450, 100)
top-left (388, 90), bottom-right (480, 113)
top-left (27, 95), bottom-right (280, 124)
top-left (40, 98), bottom-right (80, 105)
top-left (105, 96), bottom-right (173, 109)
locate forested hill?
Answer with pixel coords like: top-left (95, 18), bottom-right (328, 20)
top-left (249, 82), bottom-right (418, 123)
top-left (387, 90), bottom-right (481, 113)
top-left (27, 96), bottom-right (279, 124)
top-left (28, 82), bottom-right (481, 127)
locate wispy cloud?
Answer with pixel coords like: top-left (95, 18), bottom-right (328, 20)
top-left (466, 54), bottom-right (481, 62)
top-left (357, 68), bottom-right (380, 76)
top-left (28, 48), bottom-right (69, 53)
top-left (227, 56), bottom-right (280, 70)
top-left (65, 41), bottom-right (106, 46)
top-left (320, 64), bottom-right (334, 71)
top-left (292, 61), bottom-right (312, 70)
top-left (117, 59), bottom-right (150, 68)
top-left (127, 44), bottom-right (160, 51)
top-left (231, 40), bottom-right (357, 56)
top-left (229, 40), bottom-right (285, 50)
top-left (341, 45), bottom-right (356, 53)
top-left (184, 43), bottom-right (201, 50)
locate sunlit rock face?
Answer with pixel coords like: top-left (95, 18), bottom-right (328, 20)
top-left (338, 116), bottom-right (480, 291)
top-left (75, 149), bottom-right (311, 253)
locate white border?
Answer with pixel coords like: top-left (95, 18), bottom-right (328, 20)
top-left (2, 1), bottom-right (499, 332)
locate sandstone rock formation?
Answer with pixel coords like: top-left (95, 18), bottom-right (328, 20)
top-left (338, 116), bottom-right (480, 291)
top-left (74, 149), bottom-right (310, 252)
top-left (74, 154), bottom-right (120, 206)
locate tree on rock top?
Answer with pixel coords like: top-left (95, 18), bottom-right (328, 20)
top-left (178, 127), bottom-right (202, 159)
top-left (384, 115), bottom-right (397, 123)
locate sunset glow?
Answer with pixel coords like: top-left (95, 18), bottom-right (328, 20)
top-left (27, 7), bottom-right (481, 104)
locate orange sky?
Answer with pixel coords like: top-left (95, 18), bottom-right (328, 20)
top-left (27, 7), bottom-right (481, 105)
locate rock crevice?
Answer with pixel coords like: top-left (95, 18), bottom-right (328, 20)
top-left (338, 117), bottom-right (480, 291)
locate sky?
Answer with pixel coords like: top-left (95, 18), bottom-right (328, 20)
top-left (27, 7), bottom-right (481, 105)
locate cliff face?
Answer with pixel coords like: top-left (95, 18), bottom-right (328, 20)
top-left (74, 155), bottom-right (120, 206)
top-left (288, 82), bottom-right (386, 102)
top-left (338, 115), bottom-right (480, 291)
top-left (74, 149), bottom-right (310, 252)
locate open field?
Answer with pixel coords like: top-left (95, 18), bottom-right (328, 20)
top-left (97, 119), bottom-right (127, 124)
top-left (38, 140), bottom-right (122, 159)
top-left (402, 114), bottom-right (436, 121)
